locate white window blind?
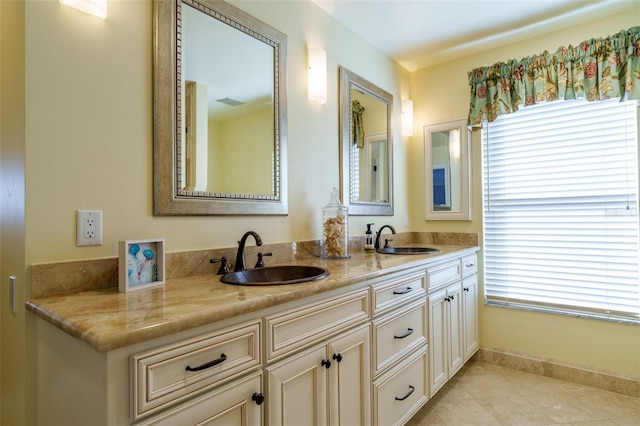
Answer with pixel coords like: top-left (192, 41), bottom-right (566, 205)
top-left (482, 98), bottom-right (640, 323)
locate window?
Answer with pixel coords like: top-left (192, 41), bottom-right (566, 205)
top-left (482, 98), bottom-right (640, 323)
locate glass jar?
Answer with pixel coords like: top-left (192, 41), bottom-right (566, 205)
top-left (322, 187), bottom-right (349, 258)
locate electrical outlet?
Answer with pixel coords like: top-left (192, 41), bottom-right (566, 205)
top-left (77, 210), bottom-right (103, 246)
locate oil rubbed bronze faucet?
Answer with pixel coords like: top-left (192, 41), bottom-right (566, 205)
top-left (235, 231), bottom-right (263, 272)
top-left (374, 225), bottom-right (396, 251)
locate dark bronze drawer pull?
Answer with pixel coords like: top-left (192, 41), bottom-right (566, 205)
top-left (393, 287), bottom-right (413, 295)
top-left (395, 385), bottom-right (415, 401)
top-left (252, 392), bottom-right (265, 406)
top-left (394, 328), bottom-right (414, 339)
top-left (185, 353), bottom-right (228, 372)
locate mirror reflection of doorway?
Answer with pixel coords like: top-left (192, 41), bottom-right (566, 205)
top-left (363, 133), bottom-right (388, 202)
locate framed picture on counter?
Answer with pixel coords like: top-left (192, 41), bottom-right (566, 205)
top-left (119, 238), bottom-right (165, 292)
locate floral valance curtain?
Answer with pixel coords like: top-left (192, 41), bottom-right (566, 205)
top-left (468, 26), bottom-right (640, 126)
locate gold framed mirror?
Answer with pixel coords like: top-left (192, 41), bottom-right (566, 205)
top-left (424, 119), bottom-right (472, 220)
top-left (339, 66), bottom-right (393, 216)
top-left (153, 0), bottom-right (288, 215)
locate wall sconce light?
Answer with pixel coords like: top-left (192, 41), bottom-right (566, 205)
top-left (308, 48), bottom-right (327, 104)
top-left (401, 99), bottom-right (414, 136)
top-left (60, 0), bottom-right (107, 19)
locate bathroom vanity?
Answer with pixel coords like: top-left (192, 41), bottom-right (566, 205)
top-left (27, 244), bottom-right (478, 425)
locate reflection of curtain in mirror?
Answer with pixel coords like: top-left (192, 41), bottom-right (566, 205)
top-left (448, 129), bottom-right (461, 211)
top-left (352, 100), bottom-right (365, 148)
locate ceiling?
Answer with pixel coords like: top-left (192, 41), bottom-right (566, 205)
top-left (311, 0), bottom-right (636, 71)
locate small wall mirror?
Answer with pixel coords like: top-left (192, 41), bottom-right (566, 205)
top-left (153, 0), bottom-right (287, 215)
top-left (339, 66), bottom-right (393, 216)
top-left (424, 119), bottom-right (472, 220)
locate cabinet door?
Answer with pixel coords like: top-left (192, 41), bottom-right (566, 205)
top-left (327, 324), bottom-right (371, 426)
top-left (447, 283), bottom-right (464, 377)
top-left (138, 371), bottom-right (263, 426)
top-left (462, 274), bottom-right (479, 361)
top-left (266, 345), bottom-right (327, 426)
top-left (428, 287), bottom-right (448, 397)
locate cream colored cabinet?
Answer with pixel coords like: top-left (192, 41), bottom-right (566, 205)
top-left (328, 324), bottom-right (372, 425)
top-left (427, 253), bottom-right (479, 398)
top-left (372, 345), bottom-right (429, 426)
top-left (462, 273), bottom-right (479, 361)
top-left (32, 248), bottom-right (478, 426)
top-left (132, 320), bottom-right (261, 420)
top-left (138, 371), bottom-right (264, 426)
top-left (372, 299), bottom-right (427, 377)
top-left (265, 323), bottom-right (371, 426)
top-left (370, 268), bottom-right (429, 425)
top-left (428, 281), bottom-right (463, 397)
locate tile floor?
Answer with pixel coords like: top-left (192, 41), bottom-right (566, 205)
top-left (407, 359), bottom-right (640, 425)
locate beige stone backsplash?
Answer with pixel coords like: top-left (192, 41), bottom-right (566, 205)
top-left (30, 232), bottom-right (478, 298)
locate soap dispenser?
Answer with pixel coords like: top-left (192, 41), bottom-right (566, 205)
top-left (364, 223), bottom-right (375, 252)
top-left (322, 187), bottom-right (349, 259)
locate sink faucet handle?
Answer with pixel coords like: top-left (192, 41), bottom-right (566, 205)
top-left (210, 257), bottom-right (231, 275)
top-left (255, 252), bottom-right (273, 268)
top-left (384, 238), bottom-right (393, 248)
top-left (235, 231), bottom-right (264, 272)
top-left (375, 224), bottom-right (397, 251)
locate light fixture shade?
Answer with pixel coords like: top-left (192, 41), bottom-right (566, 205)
top-left (308, 48), bottom-right (327, 104)
top-left (60, 0), bottom-right (107, 19)
top-left (401, 99), bottom-right (414, 136)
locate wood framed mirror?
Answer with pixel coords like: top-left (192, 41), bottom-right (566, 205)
top-left (339, 66), bottom-right (393, 216)
top-left (153, 0), bottom-right (287, 215)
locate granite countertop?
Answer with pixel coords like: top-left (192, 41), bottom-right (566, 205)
top-left (26, 245), bottom-right (478, 353)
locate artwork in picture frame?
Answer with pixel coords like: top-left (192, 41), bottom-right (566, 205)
top-left (119, 238), bottom-right (166, 292)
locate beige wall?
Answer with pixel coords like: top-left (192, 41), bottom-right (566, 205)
top-left (2, 1), bottom-right (638, 423)
top-left (13, 1), bottom-right (410, 423)
top-left (24, 0), bottom-right (410, 266)
top-left (411, 10), bottom-right (640, 378)
top-left (210, 108), bottom-right (273, 194)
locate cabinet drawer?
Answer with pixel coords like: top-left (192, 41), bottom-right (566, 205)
top-left (137, 371), bottom-right (263, 426)
top-left (462, 254), bottom-right (477, 277)
top-left (373, 346), bottom-right (429, 426)
top-left (372, 300), bottom-right (427, 376)
top-left (370, 270), bottom-right (426, 316)
top-left (132, 320), bottom-right (261, 420)
top-left (427, 259), bottom-right (461, 292)
top-left (265, 289), bottom-right (369, 361)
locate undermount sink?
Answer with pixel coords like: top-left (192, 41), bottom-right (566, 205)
top-left (376, 247), bottom-right (440, 255)
top-left (221, 265), bottom-right (330, 286)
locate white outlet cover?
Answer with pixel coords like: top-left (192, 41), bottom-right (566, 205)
top-left (77, 210), bottom-right (103, 246)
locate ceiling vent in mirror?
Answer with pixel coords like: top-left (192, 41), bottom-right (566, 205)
top-left (216, 97), bottom-right (245, 107)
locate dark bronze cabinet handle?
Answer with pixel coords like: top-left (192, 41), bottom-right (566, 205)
top-left (321, 359), bottom-right (331, 369)
top-left (465, 263), bottom-right (475, 268)
top-left (464, 287), bottom-right (470, 292)
top-left (333, 353), bottom-right (342, 363)
top-left (393, 287), bottom-right (413, 295)
top-left (395, 385), bottom-right (415, 401)
top-left (252, 392), bottom-right (265, 406)
top-left (185, 353), bottom-right (228, 372)
top-left (394, 328), bottom-right (414, 339)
